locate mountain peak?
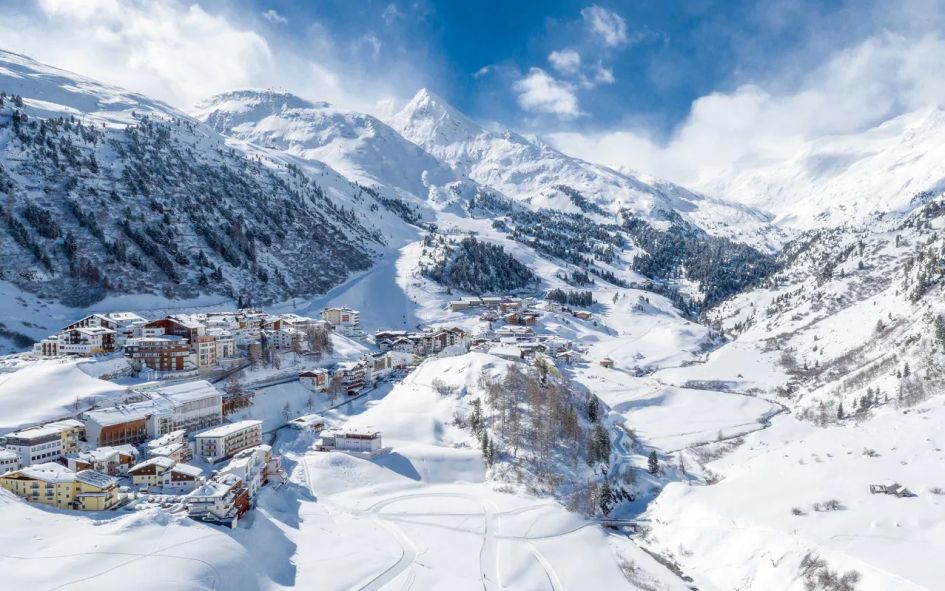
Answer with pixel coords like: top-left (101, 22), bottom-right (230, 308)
top-left (390, 87), bottom-right (483, 146)
top-left (193, 88), bottom-right (328, 120)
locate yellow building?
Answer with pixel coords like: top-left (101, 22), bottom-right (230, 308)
top-left (46, 419), bottom-right (86, 454)
top-left (0, 463), bottom-right (120, 511)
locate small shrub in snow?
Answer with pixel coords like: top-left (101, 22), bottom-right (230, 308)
top-left (799, 553), bottom-right (861, 591)
top-left (812, 499), bottom-right (845, 512)
top-left (791, 506), bottom-right (806, 516)
top-left (861, 448), bottom-right (879, 457)
top-left (431, 378), bottom-right (456, 396)
top-left (929, 486), bottom-right (944, 495)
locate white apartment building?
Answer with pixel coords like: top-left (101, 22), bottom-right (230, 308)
top-left (0, 448), bottom-right (20, 473)
top-left (195, 420), bottom-right (263, 462)
top-left (0, 426), bottom-right (64, 466)
top-left (320, 307), bottom-right (361, 337)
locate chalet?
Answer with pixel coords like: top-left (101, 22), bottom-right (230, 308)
top-left (147, 442), bottom-right (191, 463)
top-left (147, 431), bottom-right (190, 462)
top-left (62, 447), bottom-right (132, 476)
top-left (574, 310), bottom-right (593, 321)
top-left (63, 313), bottom-right (120, 332)
top-left (218, 445), bottom-right (276, 500)
top-left (288, 414), bottom-right (327, 431)
top-left (333, 360), bottom-right (370, 393)
top-left (102, 312), bottom-right (147, 346)
top-left (184, 472), bottom-right (250, 527)
top-left (143, 316), bottom-right (205, 350)
top-left (165, 464), bottom-right (204, 493)
top-left (599, 357), bottom-right (615, 369)
top-left (300, 369), bottom-right (330, 392)
top-left (34, 325), bottom-right (116, 357)
top-left (129, 456), bottom-right (177, 487)
top-left (146, 429), bottom-right (186, 452)
top-left (65, 447), bottom-right (121, 476)
top-left (113, 445), bottom-right (139, 472)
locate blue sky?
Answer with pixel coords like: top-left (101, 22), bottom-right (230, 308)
top-left (210, 0), bottom-right (926, 137)
top-left (2, 0), bottom-right (944, 184)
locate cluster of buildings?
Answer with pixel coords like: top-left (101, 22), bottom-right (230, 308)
top-left (0, 375), bottom-right (277, 518)
top-left (447, 295), bottom-right (527, 313)
top-left (299, 349), bottom-right (415, 395)
top-left (373, 326), bottom-right (469, 356)
top-left (33, 306), bottom-right (367, 380)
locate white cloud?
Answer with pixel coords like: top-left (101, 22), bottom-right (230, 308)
top-left (473, 65), bottom-right (495, 79)
top-left (593, 65), bottom-right (615, 85)
top-left (581, 5), bottom-right (628, 47)
top-left (261, 9), bottom-right (288, 25)
top-left (514, 68), bottom-right (581, 119)
top-left (548, 49), bottom-right (581, 74)
top-left (3, 0), bottom-right (273, 109)
top-left (549, 31), bottom-right (945, 187)
top-left (0, 0), bottom-right (417, 115)
top-left (381, 3), bottom-right (405, 25)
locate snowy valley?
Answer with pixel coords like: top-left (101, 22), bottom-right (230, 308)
top-left (0, 47), bottom-right (943, 591)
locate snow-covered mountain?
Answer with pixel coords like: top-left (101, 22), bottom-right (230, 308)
top-left (0, 50), bottom-right (402, 309)
top-left (193, 89), bottom-right (457, 202)
top-left (700, 107), bottom-right (945, 230)
top-left (0, 49), bottom-right (177, 126)
top-left (390, 89), bottom-right (783, 249)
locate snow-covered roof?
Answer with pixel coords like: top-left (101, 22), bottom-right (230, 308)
top-left (68, 447), bottom-right (119, 462)
top-left (13, 462), bottom-right (75, 483)
top-left (75, 470), bottom-right (118, 489)
top-left (195, 420), bottom-right (262, 438)
top-left (4, 424), bottom-right (67, 441)
top-left (105, 311), bottom-right (146, 323)
top-left (84, 405), bottom-right (151, 427)
top-left (147, 442), bottom-right (187, 457)
top-left (129, 456), bottom-right (176, 472)
top-left (489, 345), bottom-right (523, 359)
top-left (170, 464), bottom-right (203, 478)
top-left (186, 472), bottom-right (240, 498)
top-left (149, 380), bottom-right (222, 404)
top-left (146, 430), bottom-right (186, 449)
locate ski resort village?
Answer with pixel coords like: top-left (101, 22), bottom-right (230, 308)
top-left (2, 3), bottom-right (945, 589)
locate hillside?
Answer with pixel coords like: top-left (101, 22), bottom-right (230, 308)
top-left (700, 107), bottom-right (945, 230)
top-left (389, 89), bottom-right (785, 250)
top-left (0, 51), bottom-right (427, 314)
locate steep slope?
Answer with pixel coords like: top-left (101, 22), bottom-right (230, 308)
top-left (700, 107), bottom-right (945, 230)
top-left (390, 89), bottom-right (783, 250)
top-left (0, 51), bottom-right (393, 308)
top-left (0, 49), bottom-right (177, 126)
top-left (193, 89), bottom-right (458, 203)
top-left (638, 191), bottom-right (945, 590)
